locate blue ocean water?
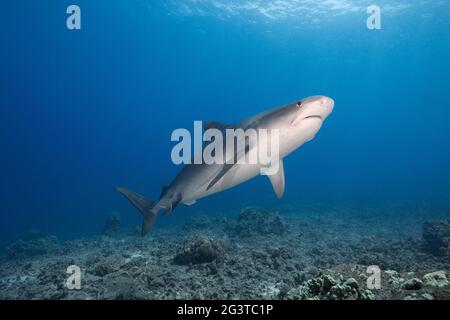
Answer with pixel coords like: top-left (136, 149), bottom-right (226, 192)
top-left (0, 0), bottom-right (449, 248)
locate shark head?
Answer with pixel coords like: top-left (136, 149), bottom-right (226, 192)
top-left (265, 95), bottom-right (334, 157)
top-left (290, 95), bottom-right (334, 126)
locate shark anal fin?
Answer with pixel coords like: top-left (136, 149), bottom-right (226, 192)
top-left (267, 159), bottom-right (285, 199)
top-left (116, 187), bottom-right (158, 236)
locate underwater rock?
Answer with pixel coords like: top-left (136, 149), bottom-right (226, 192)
top-left (5, 231), bottom-right (59, 259)
top-left (102, 212), bottom-right (121, 236)
top-left (92, 262), bottom-right (116, 277)
top-left (385, 270), bottom-right (404, 285)
top-left (401, 278), bottom-right (423, 290)
top-left (403, 293), bottom-right (418, 300)
top-left (285, 272), bottom-right (373, 300)
top-left (421, 293), bottom-right (434, 300)
top-left (226, 206), bottom-right (288, 237)
top-left (422, 271), bottom-right (448, 288)
top-left (354, 236), bottom-right (426, 272)
top-left (102, 274), bottom-right (146, 300)
top-left (90, 254), bottom-right (125, 277)
top-left (343, 278), bottom-right (359, 289)
top-left (174, 235), bottom-right (226, 265)
top-left (422, 219), bottom-right (450, 256)
top-left (249, 246), bottom-right (297, 272)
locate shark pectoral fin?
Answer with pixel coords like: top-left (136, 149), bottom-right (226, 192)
top-left (115, 187), bottom-right (158, 236)
top-left (267, 159), bottom-right (285, 199)
top-left (184, 200), bottom-right (196, 206)
top-left (206, 163), bottom-right (234, 191)
top-left (206, 137), bottom-right (251, 191)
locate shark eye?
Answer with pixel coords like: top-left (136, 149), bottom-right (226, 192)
top-left (296, 101), bottom-right (302, 107)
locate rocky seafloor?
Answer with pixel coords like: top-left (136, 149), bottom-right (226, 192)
top-left (1, 203), bottom-right (449, 300)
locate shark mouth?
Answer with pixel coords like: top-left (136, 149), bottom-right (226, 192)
top-left (303, 115), bottom-right (323, 121)
top-left (291, 114), bottom-right (322, 126)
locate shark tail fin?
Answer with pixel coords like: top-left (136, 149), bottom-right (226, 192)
top-left (115, 187), bottom-right (158, 236)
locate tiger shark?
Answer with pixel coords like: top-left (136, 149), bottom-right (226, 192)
top-left (117, 95), bottom-right (334, 235)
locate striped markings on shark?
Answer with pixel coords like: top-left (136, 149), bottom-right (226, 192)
top-left (117, 95), bottom-right (334, 236)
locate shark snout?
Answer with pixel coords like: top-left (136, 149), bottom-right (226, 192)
top-left (322, 96), bottom-right (334, 109)
top-left (297, 95), bottom-right (334, 123)
top-left (321, 96), bottom-right (334, 118)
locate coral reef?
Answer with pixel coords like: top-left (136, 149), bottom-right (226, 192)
top-left (174, 235), bottom-right (226, 265)
top-left (285, 272), bottom-right (374, 300)
top-left (225, 206), bottom-right (288, 237)
top-left (0, 203), bottom-right (449, 300)
top-left (423, 271), bottom-right (448, 288)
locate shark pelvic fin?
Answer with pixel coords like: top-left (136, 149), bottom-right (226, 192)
top-left (115, 187), bottom-right (158, 236)
top-left (163, 193), bottom-right (182, 216)
top-left (267, 159), bottom-right (285, 199)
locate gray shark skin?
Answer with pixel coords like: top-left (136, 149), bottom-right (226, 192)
top-left (117, 95), bottom-right (334, 236)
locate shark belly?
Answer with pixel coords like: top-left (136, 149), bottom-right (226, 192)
top-left (182, 163), bottom-right (262, 203)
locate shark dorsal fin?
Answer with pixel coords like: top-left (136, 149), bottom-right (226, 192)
top-left (205, 121), bottom-right (232, 132)
top-left (267, 159), bottom-right (285, 199)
